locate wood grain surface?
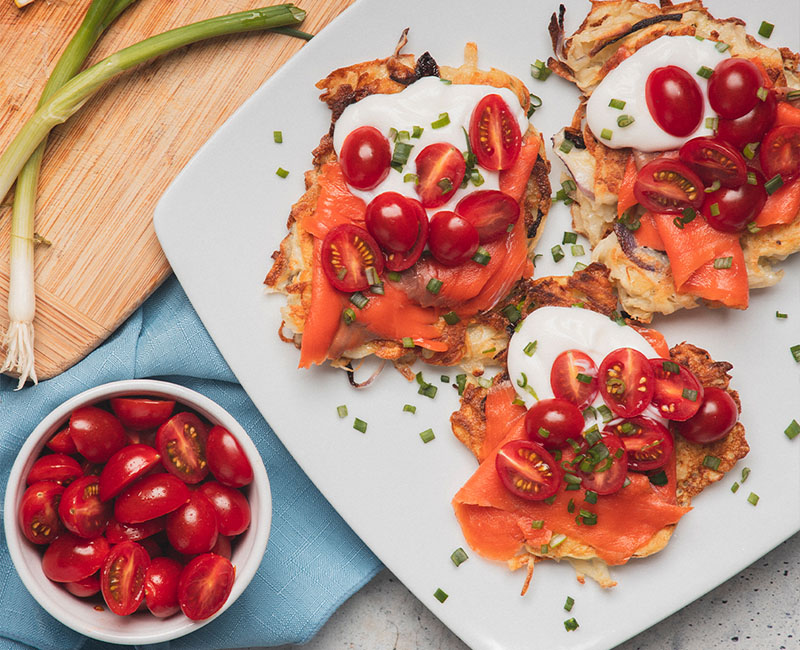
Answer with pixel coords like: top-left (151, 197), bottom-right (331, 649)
top-left (0, 0), bottom-right (353, 381)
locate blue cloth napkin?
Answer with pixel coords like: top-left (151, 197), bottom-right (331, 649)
top-left (0, 275), bottom-right (381, 650)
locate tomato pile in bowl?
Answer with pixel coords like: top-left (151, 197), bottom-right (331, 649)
top-left (4, 379), bottom-right (271, 645)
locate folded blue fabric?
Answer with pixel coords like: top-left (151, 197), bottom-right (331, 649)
top-left (0, 275), bottom-right (381, 650)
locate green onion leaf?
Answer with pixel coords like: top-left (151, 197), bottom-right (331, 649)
top-left (704, 179), bottom-right (721, 193)
top-left (600, 128), bottom-right (613, 141)
top-left (350, 292), bottom-right (369, 309)
top-left (386, 270), bottom-right (402, 282)
top-left (552, 244), bottom-right (565, 262)
top-left (443, 311), bottom-right (460, 325)
top-left (705, 116), bottom-right (719, 131)
top-left (531, 519), bottom-right (544, 529)
top-left (431, 112), bottom-right (451, 129)
top-left (776, 311), bottom-right (788, 319)
top-left (765, 174), bottom-right (784, 194)
top-left (501, 304), bottom-right (521, 323)
top-left (584, 490), bottom-right (598, 504)
top-left (391, 141), bottom-right (414, 171)
top-left (564, 618), bottom-right (579, 632)
top-left (758, 21), bottom-right (774, 38)
top-left (576, 373), bottom-right (593, 384)
top-left (748, 492), bottom-right (760, 506)
top-left (353, 418), bottom-right (367, 433)
top-left (757, 86), bottom-right (768, 101)
top-left (455, 374), bottom-right (467, 395)
top-left (472, 247), bottom-right (491, 265)
top-left (791, 344), bottom-right (800, 362)
top-left (649, 471), bottom-right (668, 486)
top-left (403, 404), bottom-right (416, 414)
top-left (426, 278), bottom-right (443, 295)
top-left (433, 588), bottom-right (448, 603)
top-left (337, 405), bottom-right (348, 418)
top-left (731, 481), bottom-right (740, 493)
top-left (743, 142), bottom-right (759, 160)
top-left (276, 167), bottom-right (289, 178)
top-left (662, 360), bottom-right (680, 374)
top-left (715, 41), bottom-right (730, 52)
top-left (703, 455), bottom-right (721, 471)
top-left (564, 596), bottom-right (575, 611)
top-left (609, 98), bottom-right (626, 110)
top-left (403, 172), bottom-right (418, 184)
top-left (696, 65), bottom-right (713, 79)
top-left (784, 419), bottom-right (800, 440)
top-left (412, 125), bottom-right (424, 138)
top-left (450, 547), bottom-right (468, 567)
top-left (559, 139), bottom-right (574, 154)
top-left (747, 221), bottom-right (761, 234)
top-left (419, 428), bottom-right (435, 443)
top-left (524, 341), bottom-right (538, 357)
top-left (402, 336), bottom-right (414, 348)
top-left (713, 256), bottom-right (733, 269)
top-left (741, 467), bottom-right (751, 483)
top-left (563, 231), bottom-right (578, 244)
top-left (530, 59), bottom-right (552, 80)
top-left (342, 307), bottom-right (356, 325)
top-left (617, 114), bottom-right (635, 128)
top-left (273, 130), bottom-right (283, 143)
top-left (571, 244), bottom-right (585, 256)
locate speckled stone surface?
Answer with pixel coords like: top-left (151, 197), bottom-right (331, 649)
top-left (259, 530), bottom-right (799, 650)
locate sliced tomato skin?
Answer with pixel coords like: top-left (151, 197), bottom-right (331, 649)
top-left (578, 433), bottom-right (628, 495)
top-left (707, 58), bottom-right (762, 119)
top-left (606, 416), bottom-right (674, 472)
top-left (384, 198), bottom-right (429, 272)
top-left (106, 516), bottom-right (166, 544)
top-left (46, 428), bottom-right (77, 454)
top-left (156, 412), bottom-right (210, 484)
top-left (454, 190), bottom-right (520, 242)
top-left (701, 170), bottom-right (766, 233)
top-left (166, 491), bottom-right (219, 555)
top-left (114, 474), bottom-right (191, 524)
top-left (672, 387), bottom-right (738, 443)
top-left (110, 398), bottom-right (175, 430)
top-left (550, 349), bottom-right (599, 409)
top-left (42, 533), bottom-right (110, 582)
top-left (717, 90), bottom-right (777, 148)
top-left (414, 142), bottom-right (466, 208)
top-left (178, 553), bottom-right (236, 621)
top-left (19, 481), bottom-right (64, 544)
top-left (648, 358), bottom-right (704, 421)
top-left (678, 137), bottom-right (747, 188)
top-left (58, 475), bottom-right (112, 539)
top-left (26, 453), bottom-right (83, 486)
top-left (365, 192), bottom-right (420, 253)
top-left (634, 159), bottom-right (705, 214)
top-left (99, 444), bottom-right (161, 502)
top-left (523, 398), bottom-right (585, 450)
top-left (65, 573), bottom-right (101, 598)
top-left (69, 406), bottom-right (127, 463)
top-left (495, 440), bottom-right (561, 501)
top-left (145, 556), bottom-right (183, 617)
top-left (760, 124), bottom-right (800, 182)
top-left (197, 481), bottom-right (251, 537)
top-left (101, 541), bottom-right (151, 616)
top-left (427, 211), bottom-right (480, 266)
top-left (598, 348), bottom-right (655, 418)
top-left (468, 94), bottom-right (522, 171)
top-left (320, 224), bottom-right (385, 292)
top-left (206, 426), bottom-right (254, 488)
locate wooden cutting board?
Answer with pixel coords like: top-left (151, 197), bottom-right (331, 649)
top-left (0, 0), bottom-right (353, 381)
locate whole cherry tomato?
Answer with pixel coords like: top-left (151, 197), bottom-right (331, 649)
top-left (645, 66), bottom-right (703, 137)
top-left (114, 474), bottom-right (191, 524)
top-left (606, 416), bottom-right (674, 472)
top-left (101, 541), bottom-right (150, 616)
top-left (209, 535), bottom-right (232, 560)
top-left (634, 159), bottom-right (705, 214)
top-left (648, 358), bottom-right (704, 421)
top-left (339, 126), bottom-right (391, 190)
top-left (65, 573), bottom-right (101, 598)
top-left (672, 387), bottom-right (738, 443)
top-left (206, 426), bottom-right (253, 488)
top-left (414, 142), bottom-right (466, 208)
top-left (598, 348), bottom-right (655, 418)
top-left (166, 491), bottom-right (219, 555)
top-left (550, 349), bottom-right (598, 409)
top-left (19, 481), bottom-right (64, 544)
top-left (58, 475), bottom-right (112, 538)
top-left (717, 89), bottom-right (777, 148)
top-left (198, 481), bottom-right (251, 537)
top-left (468, 94), bottom-right (522, 171)
top-left (701, 170), bottom-right (766, 232)
top-left (523, 398), bottom-right (585, 449)
top-left (69, 406), bottom-right (127, 463)
top-left (383, 198), bottom-right (429, 272)
top-left (707, 58), bottom-right (763, 119)
top-left (110, 397), bottom-right (175, 430)
top-left (178, 553), bottom-right (236, 621)
top-left (495, 440), bottom-right (562, 501)
top-left (156, 412), bottom-right (210, 484)
top-left (427, 211), bottom-right (479, 266)
top-left (320, 224), bottom-right (385, 293)
top-left (365, 192), bottom-right (422, 253)
top-left (145, 556), bottom-right (183, 617)
top-left (42, 532), bottom-right (110, 582)
top-left (454, 190), bottom-right (520, 242)
top-left (26, 453), bottom-right (82, 486)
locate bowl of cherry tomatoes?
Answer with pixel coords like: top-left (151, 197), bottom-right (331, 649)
top-left (4, 379), bottom-right (272, 645)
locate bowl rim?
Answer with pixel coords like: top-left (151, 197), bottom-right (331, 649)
top-left (4, 378), bottom-right (272, 645)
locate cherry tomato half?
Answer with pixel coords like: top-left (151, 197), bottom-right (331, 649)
top-left (206, 426), bottom-right (253, 488)
top-left (606, 416), bottom-right (674, 472)
top-left (707, 58), bottom-right (762, 120)
top-left (454, 190), bottom-right (520, 243)
top-left (166, 491), bottom-right (218, 555)
top-left (106, 517), bottom-right (166, 544)
top-left (26, 453), bottom-right (82, 486)
top-left (760, 125), bottom-right (800, 182)
top-left (58, 475), bottom-right (112, 539)
top-left (320, 224), bottom-right (385, 293)
top-left (114, 473), bottom-right (191, 524)
top-left (523, 398), bottom-right (585, 449)
top-left (414, 142), bottom-right (466, 208)
top-left (145, 556), bottom-right (183, 617)
top-left (468, 94), bottom-right (522, 171)
top-left (198, 481), bottom-right (251, 537)
top-left (672, 386), bottom-right (738, 443)
top-left (339, 126), bottom-right (391, 191)
top-left (648, 358), bottom-right (704, 421)
top-left (42, 532), bottom-right (110, 582)
top-left (110, 397), bottom-right (175, 430)
top-left (365, 192), bottom-right (421, 253)
top-left (495, 440), bottom-right (562, 501)
top-left (645, 66), bottom-right (703, 137)
top-left (598, 348), bottom-right (655, 418)
top-left (156, 412), bottom-right (210, 484)
top-left (634, 158), bottom-right (705, 214)
top-left (19, 481), bottom-right (64, 544)
top-left (678, 137), bottom-right (747, 188)
top-left (578, 433), bottom-right (628, 495)
top-left (550, 349), bottom-right (598, 409)
top-left (65, 573), bottom-right (101, 598)
top-left (178, 553), bottom-right (236, 621)
top-left (701, 169), bottom-right (766, 232)
top-left (46, 427), bottom-right (76, 454)
top-left (427, 211), bottom-right (479, 266)
top-left (717, 89), bottom-right (776, 148)
top-left (384, 198), bottom-right (428, 272)
top-left (101, 541), bottom-right (150, 616)
top-left (99, 444), bottom-right (161, 501)
top-left (69, 406), bottom-right (127, 463)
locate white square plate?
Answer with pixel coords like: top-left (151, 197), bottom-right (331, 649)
top-left (154, 1), bottom-right (800, 648)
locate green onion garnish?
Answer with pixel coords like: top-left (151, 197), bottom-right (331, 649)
top-left (731, 481), bottom-right (740, 493)
top-left (481, 347), bottom-right (496, 355)
top-left (550, 533), bottom-right (566, 548)
top-left (571, 244), bottom-right (585, 256)
top-left (472, 247), bottom-right (491, 265)
top-left (705, 116), bottom-right (719, 131)
top-left (412, 125), bottom-right (424, 138)
top-left (559, 139), bottom-right (574, 154)
top-left (788, 90), bottom-right (800, 101)
top-left (747, 221), bottom-right (761, 233)
top-left (765, 174), bottom-right (784, 194)
top-left (757, 86), bottom-right (768, 101)
top-left (713, 256), bottom-right (733, 270)
top-left (342, 307), bottom-right (356, 325)
top-left (662, 360), bottom-right (680, 374)
top-left (562, 231), bottom-right (578, 245)
top-left (426, 278), bottom-right (443, 295)
top-left (530, 59), bottom-right (552, 80)
top-left (390, 141), bottom-right (414, 171)
top-left (741, 467), bottom-right (751, 483)
top-left (784, 419), bottom-right (800, 440)
top-left (403, 172), bottom-right (419, 184)
top-left (576, 373), bottom-right (593, 384)
top-left (433, 588), bottom-right (448, 603)
top-left (455, 374), bottom-right (467, 395)
top-left (418, 384), bottom-right (437, 399)
top-left (538, 427), bottom-right (550, 439)
top-left (524, 341), bottom-right (538, 356)
top-left (439, 78), bottom-right (452, 85)
top-left (337, 405), bottom-right (348, 418)
top-left (704, 179), bottom-right (721, 193)
top-left (597, 405), bottom-right (613, 423)
top-left (419, 428), bottom-right (435, 443)
top-left (440, 375), bottom-right (450, 383)
top-left (531, 519), bottom-right (544, 529)
top-left (697, 65), bottom-right (713, 79)
top-left (353, 418), bottom-right (367, 433)
top-left (743, 142), bottom-right (759, 160)
top-left (709, 202), bottom-right (720, 217)
top-left (777, 311), bottom-right (788, 319)
top-left (609, 98), bottom-right (626, 110)
top-left (600, 128), bottom-right (613, 141)
top-left (566, 498), bottom-right (575, 513)
top-left (703, 455), bottom-right (721, 471)
top-left (617, 114), bottom-right (635, 128)
top-left (791, 344), bottom-right (800, 362)
top-left (747, 171), bottom-right (758, 186)
top-left (273, 130), bottom-right (283, 143)
top-left (585, 491), bottom-right (598, 504)
top-left (748, 492), bottom-right (760, 506)
top-left (501, 304), bottom-right (521, 323)
top-left (564, 596), bottom-right (575, 612)
top-left (564, 618), bottom-right (579, 632)
top-left (471, 170), bottom-right (485, 187)
top-left (431, 112), bottom-right (451, 129)
top-left (276, 167), bottom-right (289, 178)
top-left (443, 311), bottom-right (460, 325)
top-left (365, 266), bottom-right (380, 286)
top-left (386, 271), bottom-right (402, 282)
top-left (437, 177), bottom-right (453, 194)
top-left (403, 404), bottom-right (416, 414)
top-left (402, 337), bottom-right (414, 348)
top-left (682, 388), bottom-right (699, 402)
top-left (350, 292), bottom-right (369, 309)
top-left (541, 544), bottom-right (549, 553)
top-left (450, 547), bottom-right (468, 567)
top-left (552, 244), bottom-right (565, 262)
top-left (396, 130), bottom-right (410, 142)
top-left (476, 376), bottom-right (492, 389)
top-left (758, 21), bottom-right (774, 38)
top-left (649, 471), bottom-right (668, 486)
top-left (715, 41), bottom-right (730, 52)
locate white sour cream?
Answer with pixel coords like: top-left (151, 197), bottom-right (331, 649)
top-left (586, 35), bottom-right (730, 152)
top-left (332, 76), bottom-right (529, 212)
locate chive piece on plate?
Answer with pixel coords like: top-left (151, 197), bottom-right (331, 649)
top-left (433, 588), bottom-right (448, 603)
top-left (785, 419), bottom-right (800, 440)
top-left (336, 405), bottom-right (348, 418)
top-left (450, 547), bottom-right (469, 567)
top-left (403, 404), bottom-right (416, 414)
top-left (353, 418), bottom-right (367, 433)
top-left (419, 428), bottom-right (435, 443)
top-left (758, 21), bottom-right (774, 38)
top-left (273, 130), bottom-right (283, 143)
top-left (275, 167), bottom-right (289, 178)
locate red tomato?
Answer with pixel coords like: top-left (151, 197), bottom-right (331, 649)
top-left (65, 573), bottom-right (101, 598)
top-left (58, 475), bottom-right (112, 538)
top-left (178, 553), bottom-right (236, 621)
top-left (578, 433), bottom-right (628, 495)
top-left (106, 517), bottom-right (165, 544)
top-left (101, 541), bottom-right (150, 616)
top-left (634, 158), bottom-right (705, 214)
top-left (414, 142), bottom-right (466, 208)
top-left (19, 481), bottom-right (64, 544)
top-left (468, 94), bottom-right (522, 171)
top-left (365, 192), bottom-right (420, 253)
top-left (114, 474), bottom-right (191, 524)
top-left (99, 444), bottom-right (161, 502)
top-left (427, 211), bottom-right (479, 266)
top-left (69, 406), bottom-right (127, 463)
top-left (46, 427), bottom-right (76, 454)
top-left (645, 66), bottom-right (703, 136)
top-left (145, 556), bottom-right (183, 617)
top-left (672, 387), bottom-right (738, 443)
top-left (206, 426), bottom-right (253, 488)
top-left (339, 126), bottom-right (391, 191)
top-left (701, 170), bottom-right (767, 232)
top-left (110, 397), bottom-right (175, 430)
top-left (523, 398), bottom-right (585, 449)
top-left (156, 412), bottom-right (210, 484)
top-left (678, 137), bottom-right (747, 188)
top-left (138, 535), bottom-right (163, 560)
top-left (454, 190), bottom-right (520, 242)
top-left (384, 198), bottom-right (428, 272)
top-left (717, 89), bottom-right (776, 148)
top-left (648, 358), bottom-right (704, 421)
top-left (197, 482), bottom-right (251, 537)
top-left (42, 533), bottom-right (110, 582)
top-left (606, 416), bottom-right (674, 472)
top-left (320, 224), bottom-right (385, 293)
top-left (707, 58), bottom-right (762, 119)
top-left (598, 348), bottom-right (655, 418)
top-left (550, 349), bottom-right (598, 409)
top-left (760, 125), bottom-right (800, 182)
top-left (495, 440), bottom-right (561, 501)
top-left (210, 535), bottom-right (232, 560)
top-left (26, 453), bottom-right (82, 486)
top-left (166, 492), bottom-right (218, 555)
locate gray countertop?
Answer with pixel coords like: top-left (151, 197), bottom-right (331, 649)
top-left (262, 529), bottom-right (799, 650)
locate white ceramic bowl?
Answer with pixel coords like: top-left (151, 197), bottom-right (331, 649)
top-left (4, 379), bottom-right (272, 645)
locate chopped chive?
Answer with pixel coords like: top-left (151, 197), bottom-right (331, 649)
top-left (543, 495), bottom-right (557, 505)
top-left (747, 171), bottom-right (758, 186)
top-left (715, 41), bottom-right (730, 52)
top-left (342, 307), bottom-right (356, 325)
top-left (439, 78), bottom-right (452, 85)
top-left (530, 59), bottom-right (552, 80)
top-left (597, 405), bottom-right (613, 423)
top-left (584, 491), bottom-right (598, 504)
top-left (524, 341), bottom-right (538, 357)
top-left (713, 256), bottom-right (733, 269)
top-left (437, 177), bottom-right (453, 194)
top-left (551, 244), bottom-right (565, 262)
top-left (704, 179), bottom-right (721, 193)
top-left (481, 347), bottom-right (496, 355)
top-left (777, 311), bottom-right (788, 319)
top-left (369, 283), bottom-right (384, 295)
top-left (747, 221), bottom-right (761, 233)
top-left (784, 419), bottom-right (800, 440)
top-left (564, 618), bottom-right (579, 632)
top-left (476, 376), bottom-right (492, 389)
top-left (696, 65), bottom-right (713, 79)
top-left (731, 481), bottom-right (740, 493)
top-left (567, 498), bottom-right (575, 513)
top-left (443, 311), bottom-right (460, 325)
top-left (396, 129), bottom-right (410, 142)
top-left (512, 397), bottom-right (525, 406)
top-left (741, 467), bottom-right (751, 483)
top-left (583, 405), bottom-right (597, 420)
top-left (541, 544), bottom-right (549, 554)
top-left (623, 476), bottom-right (632, 488)
top-left (538, 427), bottom-right (550, 439)
top-left (336, 405), bottom-right (348, 418)
top-left (426, 278), bottom-right (443, 295)
top-left (350, 292), bottom-right (369, 309)
top-left (683, 388), bottom-right (699, 402)
top-left (757, 86), bottom-right (769, 101)
top-left (455, 374), bottom-right (467, 395)
top-left (562, 231), bottom-right (578, 244)
top-left (617, 114), bottom-right (635, 128)
top-left (403, 404), bottom-right (416, 414)
top-left (703, 455), bottom-right (721, 471)
top-left (709, 202), bottom-right (720, 217)
top-left (743, 142), bottom-right (759, 160)
top-left (550, 533), bottom-right (566, 548)
top-left (501, 304), bottom-right (521, 323)
top-left (450, 547), bottom-right (468, 567)
top-left (609, 98), bottom-right (626, 110)
top-left (402, 336), bottom-right (415, 348)
top-left (440, 375), bottom-right (450, 383)
top-left (411, 125), bottom-right (424, 138)
top-left (472, 247), bottom-right (491, 265)
top-left (571, 244), bottom-right (585, 256)
top-left (403, 172), bottom-right (419, 184)
top-left (419, 428), bottom-right (435, 443)
top-left (433, 588), bottom-right (448, 603)
top-left (694, 35), bottom-right (704, 41)
top-left (649, 470), bottom-right (668, 486)
top-left (470, 170), bottom-right (485, 187)
top-left (564, 596), bottom-right (575, 611)
top-left (390, 141), bottom-right (414, 171)
top-left (765, 174), bottom-right (784, 194)
top-left (365, 266), bottom-right (380, 286)
top-left (273, 130), bottom-right (283, 143)
top-left (353, 418), bottom-right (367, 433)
top-left (431, 112), bottom-right (451, 129)
top-left (600, 128), bottom-right (613, 141)
top-left (531, 519), bottom-right (544, 529)
top-left (576, 373), bottom-right (593, 384)
top-left (529, 93), bottom-right (543, 109)
top-left (662, 360), bottom-right (680, 374)
top-left (559, 139), bottom-right (573, 154)
top-left (791, 344), bottom-right (800, 362)
top-left (386, 270), bottom-right (402, 282)
top-left (276, 167), bottom-right (289, 178)
top-left (705, 116), bottom-right (719, 131)
top-left (748, 492), bottom-right (760, 506)
top-left (758, 21), bottom-right (774, 38)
